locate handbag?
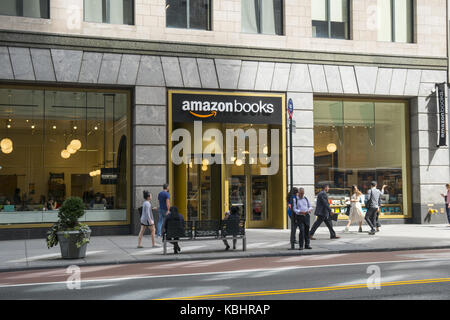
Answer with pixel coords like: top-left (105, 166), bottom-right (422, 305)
top-left (345, 204), bottom-right (351, 216)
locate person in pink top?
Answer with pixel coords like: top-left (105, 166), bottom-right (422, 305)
top-left (440, 184), bottom-right (450, 226)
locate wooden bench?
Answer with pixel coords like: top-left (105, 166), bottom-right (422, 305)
top-left (163, 219), bottom-right (246, 255)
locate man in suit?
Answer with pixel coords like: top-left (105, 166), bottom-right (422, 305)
top-left (365, 181), bottom-right (382, 235)
top-left (309, 184), bottom-right (340, 240)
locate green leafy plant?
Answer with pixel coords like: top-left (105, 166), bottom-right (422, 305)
top-left (46, 197), bottom-right (91, 249)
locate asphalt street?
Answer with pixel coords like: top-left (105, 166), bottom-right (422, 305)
top-left (0, 249), bottom-right (449, 300)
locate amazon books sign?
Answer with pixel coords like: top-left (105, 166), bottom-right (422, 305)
top-left (170, 90), bottom-right (284, 125)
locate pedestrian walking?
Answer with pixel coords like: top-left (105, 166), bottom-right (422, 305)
top-left (309, 184), bottom-right (340, 240)
top-left (365, 181), bottom-right (382, 235)
top-left (222, 206), bottom-right (240, 250)
top-left (163, 206), bottom-right (184, 254)
top-left (293, 188), bottom-right (313, 250)
top-left (440, 183), bottom-right (450, 226)
top-left (343, 185), bottom-right (364, 233)
top-left (288, 187), bottom-right (299, 249)
top-left (157, 184), bottom-right (171, 237)
top-left (137, 191), bottom-right (156, 248)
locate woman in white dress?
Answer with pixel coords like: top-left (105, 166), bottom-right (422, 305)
top-left (344, 185), bottom-right (365, 233)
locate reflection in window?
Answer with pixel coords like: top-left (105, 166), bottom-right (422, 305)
top-left (0, 0), bottom-right (49, 19)
top-left (377, 0), bottom-right (413, 43)
top-left (166, 0), bottom-right (211, 30)
top-left (313, 99), bottom-right (408, 217)
top-left (312, 0), bottom-right (349, 39)
top-left (84, 0), bottom-right (134, 25)
top-left (242, 0), bottom-right (284, 35)
top-left (0, 88), bottom-right (129, 225)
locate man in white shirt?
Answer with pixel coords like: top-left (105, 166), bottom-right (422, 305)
top-left (293, 188), bottom-right (313, 250)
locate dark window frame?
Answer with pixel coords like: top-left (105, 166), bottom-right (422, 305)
top-left (83, 0), bottom-right (135, 26)
top-left (165, 0), bottom-right (212, 31)
top-left (312, 0), bottom-right (351, 40)
top-left (0, 0), bottom-right (50, 19)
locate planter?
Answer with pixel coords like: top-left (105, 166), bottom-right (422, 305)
top-left (57, 230), bottom-right (91, 259)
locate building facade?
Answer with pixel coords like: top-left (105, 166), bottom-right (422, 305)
top-left (0, 0), bottom-right (448, 239)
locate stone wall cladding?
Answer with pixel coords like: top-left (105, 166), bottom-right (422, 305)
top-left (0, 45), bottom-right (447, 224)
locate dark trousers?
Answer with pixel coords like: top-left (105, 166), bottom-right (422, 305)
top-left (446, 205), bottom-right (450, 223)
top-left (290, 215), bottom-right (310, 247)
top-left (365, 208), bottom-right (378, 231)
top-left (290, 216), bottom-right (296, 245)
top-left (223, 238), bottom-right (237, 249)
top-left (294, 214), bottom-right (310, 248)
top-left (375, 209), bottom-right (381, 228)
top-left (310, 215), bottom-right (336, 238)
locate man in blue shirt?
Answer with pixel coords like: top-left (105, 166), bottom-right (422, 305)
top-left (157, 184), bottom-right (171, 237)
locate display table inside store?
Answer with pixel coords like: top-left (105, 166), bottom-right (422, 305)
top-left (330, 204), bottom-right (404, 220)
top-left (0, 209), bottom-right (127, 224)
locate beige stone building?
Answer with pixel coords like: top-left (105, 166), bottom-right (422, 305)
top-left (0, 0), bottom-right (448, 239)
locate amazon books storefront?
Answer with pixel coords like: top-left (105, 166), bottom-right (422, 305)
top-left (168, 90), bottom-right (287, 229)
top-left (0, 41), bottom-right (448, 239)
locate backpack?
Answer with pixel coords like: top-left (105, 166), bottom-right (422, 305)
top-left (287, 196), bottom-right (295, 218)
top-left (138, 206), bottom-right (143, 217)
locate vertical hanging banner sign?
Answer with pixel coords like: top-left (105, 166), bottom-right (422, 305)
top-left (436, 83), bottom-right (447, 147)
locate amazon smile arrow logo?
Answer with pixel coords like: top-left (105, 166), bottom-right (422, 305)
top-left (189, 111), bottom-right (217, 118)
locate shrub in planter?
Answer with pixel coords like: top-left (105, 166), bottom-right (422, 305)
top-left (46, 197), bottom-right (91, 259)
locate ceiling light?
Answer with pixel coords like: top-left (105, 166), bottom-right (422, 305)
top-left (67, 145), bottom-right (77, 154)
top-left (7, 124), bottom-right (11, 129)
top-left (70, 139), bottom-right (82, 150)
top-left (2, 146), bottom-right (13, 154)
top-left (1, 138), bottom-right (13, 150)
top-left (31, 125), bottom-right (35, 129)
top-left (235, 159), bottom-right (243, 167)
top-left (52, 125), bottom-right (56, 130)
top-left (61, 149), bottom-right (70, 159)
top-left (327, 143), bottom-right (337, 153)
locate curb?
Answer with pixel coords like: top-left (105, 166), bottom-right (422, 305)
top-left (2, 245), bottom-right (450, 273)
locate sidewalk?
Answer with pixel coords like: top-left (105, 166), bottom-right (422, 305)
top-left (1, 224), bottom-right (450, 272)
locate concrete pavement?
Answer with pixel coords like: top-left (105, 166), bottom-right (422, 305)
top-left (0, 224), bottom-right (449, 272)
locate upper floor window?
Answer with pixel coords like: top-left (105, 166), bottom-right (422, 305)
top-left (0, 0), bottom-right (49, 19)
top-left (377, 0), bottom-right (413, 43)
top-left (312, 0), bottom-right (349, 39)
top-left (241, 0), bottom-right (284, 35)
top-left (84, 0), bottom-right (134, 25)
top-left (166, 0), bottom-right (212, 30)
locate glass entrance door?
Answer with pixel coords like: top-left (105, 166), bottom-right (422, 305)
top-left (226, 160), bottom-right (271, 228)
top-left (187, 158), bottom-right (221, 221)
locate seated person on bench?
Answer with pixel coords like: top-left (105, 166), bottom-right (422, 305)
top-left (164, 206), bottom-right (185, 254)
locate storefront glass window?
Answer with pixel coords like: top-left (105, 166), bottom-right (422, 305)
top-left (313, 99), bottom-right (409, 217)
top-left (0, 87), bottom-right (129, 225)
top-left (0, 0), bottom-right (49, 19)
top-left (166, 0), bottom-right (211, 30)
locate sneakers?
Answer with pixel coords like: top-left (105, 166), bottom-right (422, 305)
top-left (343, 227), bottom-right (349, 233)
